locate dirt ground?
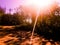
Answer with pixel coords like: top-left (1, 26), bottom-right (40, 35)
top-left (0, 30), bottom-right (60, 45)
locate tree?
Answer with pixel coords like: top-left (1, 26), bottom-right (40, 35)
top-left (0, 7), bottom-right (6, 25)
top-left (0, 6), bottom-right (5, 15)
top-left (35, 5), bottom-right (60, 41)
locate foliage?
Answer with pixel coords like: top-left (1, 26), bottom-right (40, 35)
top-left (36, 7), bottom-right (60, 41)
top-left (0, 6), bottom-right (5, 15)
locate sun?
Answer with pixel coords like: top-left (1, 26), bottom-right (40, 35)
top-left (22, 0), bottom-right (56, 14)
top-left (24, 0), bottom-right (55, 8)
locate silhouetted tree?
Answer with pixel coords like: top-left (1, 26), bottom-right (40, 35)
top-left (0, 6), bottom-right (6, 25)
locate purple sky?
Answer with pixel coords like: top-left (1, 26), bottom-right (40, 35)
top-left (0, 0), bottom-right (25, 13)
top-left (0, 0), bottom-right (60, 13)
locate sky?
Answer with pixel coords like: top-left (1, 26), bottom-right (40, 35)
top-left (0, 0), bottom-right (60, 13)
top-left (0, 0), bottom-right (25, 13)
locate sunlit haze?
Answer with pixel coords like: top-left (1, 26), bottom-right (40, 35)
top-left (24, 0), bottom-right (56, 13)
